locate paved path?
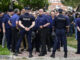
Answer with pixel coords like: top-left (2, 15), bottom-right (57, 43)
top-left (0, 46), bottom-right (80, 60)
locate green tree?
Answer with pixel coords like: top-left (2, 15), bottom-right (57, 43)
top-left (0, 0), bottom-right (49, 11)
top-left (0, 0), bottom-right (10, 11)
top-left (18, 0), bottom-right (49, 10)
top-left (61, 0), bottom-right (80, 8)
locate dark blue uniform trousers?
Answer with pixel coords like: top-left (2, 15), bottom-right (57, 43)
top-left (53, 29), bottom-right (67, 53)
top-left (69, 24), bottom-right (74, 36)
top-left (16, 29), bottom-right (32, 53)
top-left (0, 31), bottom-right (3, 44)
top-left (6, 28), bottom-right (12, 50)
top-left (77, 32), bottom-right (80, 53)
top-left (38, 28), bottom-right (48, 54)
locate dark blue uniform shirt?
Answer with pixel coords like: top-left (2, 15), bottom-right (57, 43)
top-left (76, 18), bottom-right (80, 28)
top-left (36, 14), bottom-right (50, 28)
top-left (2, 14), bottom-right (11, 29)
top-left (19, 13), bottom-right (35, 27)
top-left (74, 18), bottom-right (78, 27)
top-left (10, 14), bottom-right (19, 27)
top-left (0, 16), bottom-right (3, 29)
top-left (53, 14), bottom-right (69, 29)
top-left (46, 15), bottom-right (53, 28)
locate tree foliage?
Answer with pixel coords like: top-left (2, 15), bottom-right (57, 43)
top-left (61, 0), bottom-right (80, 8)
top-left (18, 0), bottom-right (49, 10)
top-left (0, 0), bottom-right (49, 11)
top-left (0, 0), bottom-right (10, 11)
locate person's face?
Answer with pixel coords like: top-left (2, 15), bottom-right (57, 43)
top-left (44, 12), bottom-right (46, 14)
top-left (17, 10), bottom-right (20, 15)
top-left (55, 11), bottom-right (59, 16)
top-left (63, 11), bottom-right (66, 15)
top-left (51, 12), bottom-right (54, 16)
top-left (77, 15), bottom-right (79, 18)
top-left (21, 9), bottom-right (26, 14)
top-left (46, 11), bottom-right (50, 15)
top-left (25, 10), bottom-right (29, 13)
top-left (0, 13), bottom-right (4, 17)
top-left (39, 9), bottom-right (43, 15)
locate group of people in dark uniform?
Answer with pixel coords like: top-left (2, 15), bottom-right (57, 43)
top-left (0, 7), bottom-right (80, 58)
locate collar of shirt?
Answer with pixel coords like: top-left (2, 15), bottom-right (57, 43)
top-left (39, 14), bottom-right (45, 17)
top-left (13, 14), bottom-right (19, 17)
top-left (25, 13), bottom-right (29, 15)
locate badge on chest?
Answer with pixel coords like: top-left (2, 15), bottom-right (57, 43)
top-left (23, 18), bottom-right (31, 21)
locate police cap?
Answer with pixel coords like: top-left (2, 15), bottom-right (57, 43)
top-left (24, 7), bottom-right (30, 10)
top-left (8, 9), bottom-right (14, 12)
top-left (58, 9), bottom-right (63, 13)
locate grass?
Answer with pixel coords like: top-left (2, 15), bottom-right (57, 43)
top-left (0, 45), bottom-right (10, 55)
top-left (67, 34), bottom-right (77, 49)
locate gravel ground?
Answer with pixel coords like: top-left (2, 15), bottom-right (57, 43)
top-left (0, 46), bottom-right (80, 60)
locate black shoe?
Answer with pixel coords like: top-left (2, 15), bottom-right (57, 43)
top-left (21, 49), bottom-right (24, 52)
top-left (61, 45), bottom-right (63, 47)
top-left (64, 53), bottom-right (67, 58)
top-left (44, 52), bottom-right (47, 55)
top-left (39, 53), bottom-right (45, 56)
top-left (14, 52), bottom-right (18, 56)
top-left (36, 49), bottom-right (40, 52)
top-left (75, 52), bottom-right (80, 54)
top-left (11, 50), bottom-right (15, 53)
top-left (48, 49), bottom-right (51, 52)
top-left (18, 51), bottom-right (22, 54)
top-left (27, 49), bottom-right (29, 52)
top-left (14, 50), bottom-right (21, 56)
top-left (9, 49), bottom-right (13, 52)
top-left (50, 53), bottom-right (55, 58)
top-left (57, 48), bottom-right (60, 51)
top-left (29, 54), bottom-right (33, 58)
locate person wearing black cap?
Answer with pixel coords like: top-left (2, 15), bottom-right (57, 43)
top-left (2, 9), bottom-right (14, 49)
top-left (0, 11), bottom-right (4, 44)
top-left (15, 8), bottom-right (35, 58)
top-left (50, 9), bottom-right (69, 58)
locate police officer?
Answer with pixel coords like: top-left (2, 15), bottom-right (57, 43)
top-left (0, 11), bottom-right (4, 44)
top-left (20, 8), bottom-right (28, 51)
top-left (75, 14), bottom-right (80, 54)
top-left (2, 9), bottom-right (13, 49)
top-left (15, 8), bottom-right (35, 58)
top-left (36, 9), bottom-right (50, 56)
top-left (8, 9), bottom-right (20, 52)
top-left (50, 9), bottom-right (69, 58)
